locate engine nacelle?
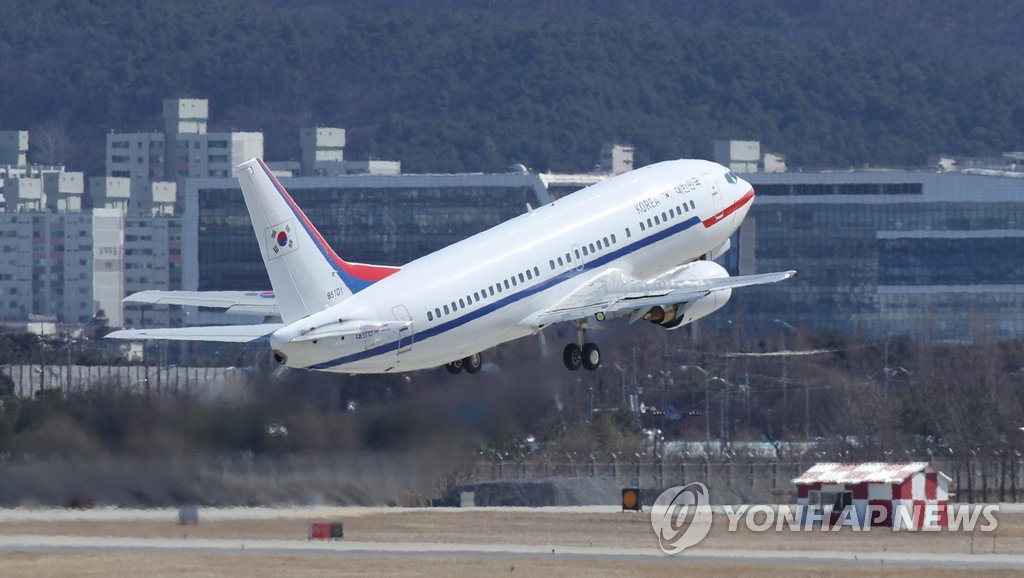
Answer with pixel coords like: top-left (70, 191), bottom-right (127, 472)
top-left (644, 261), bottom-right (732, 330)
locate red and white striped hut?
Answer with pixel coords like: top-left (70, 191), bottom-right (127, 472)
top-left (793, 462), bottom-right (951, 529)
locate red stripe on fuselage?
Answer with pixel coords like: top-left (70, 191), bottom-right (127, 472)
top-left (255, 159), bottom-right (400, 282)
top-left (703, 188), bottom-right (755, 228)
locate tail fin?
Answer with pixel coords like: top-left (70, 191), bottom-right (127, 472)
top-left (234, 158), bottom-right (399, 323)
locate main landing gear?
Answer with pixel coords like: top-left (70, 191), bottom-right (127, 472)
top-left (446, 352), bottom-right (482, 375)
top-left (563, 321), bottom-right (601, 371)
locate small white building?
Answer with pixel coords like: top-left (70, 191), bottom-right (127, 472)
top-left (794, 462), bottom-right (951, 529)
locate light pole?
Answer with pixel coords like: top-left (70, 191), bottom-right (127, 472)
top-left (773, 319), bottom-right (795, 408)
top-left (681, 364), bottom-right (712, 445)
top-left (613, 363), bottom-right (627, 404)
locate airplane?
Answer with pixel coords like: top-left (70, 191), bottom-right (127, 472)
top-left (107, 158), bottom-right (795, 374)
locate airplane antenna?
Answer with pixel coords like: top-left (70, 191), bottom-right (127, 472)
top-left (526, 203), bottom-right (534, 214)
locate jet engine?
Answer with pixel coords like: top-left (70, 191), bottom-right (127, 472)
top-left (644, 261), bottom-right (732, 330)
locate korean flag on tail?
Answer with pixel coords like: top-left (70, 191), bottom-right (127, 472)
top-left (266, 219), bottom-right (298, 260)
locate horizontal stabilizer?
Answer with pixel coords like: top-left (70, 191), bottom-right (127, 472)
top-left (105, 324), bottom-right (283, 343)
top-left (124, 290), bottom-right (279, 317)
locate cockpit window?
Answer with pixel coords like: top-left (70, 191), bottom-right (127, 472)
top-left (724, 171), bottom-right (739, 184)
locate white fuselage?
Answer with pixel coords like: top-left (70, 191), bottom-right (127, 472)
top-left (269, 159), bottom-right (754, 373)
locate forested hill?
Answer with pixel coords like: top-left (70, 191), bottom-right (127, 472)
top-left (1, 0), bottom-right (1023, 175)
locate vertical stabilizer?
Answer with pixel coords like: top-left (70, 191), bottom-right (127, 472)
top-left (234, 158), bottom-right (398, 323)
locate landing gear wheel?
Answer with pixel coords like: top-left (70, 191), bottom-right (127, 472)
top-left (582, 343), bottom-right (601, 371)
top-left (445, 359), bottom-right (464, 374)
top-left (563, 343), bottom-right (583, 371)
top-left (463, 353), bottom-right (482, 374)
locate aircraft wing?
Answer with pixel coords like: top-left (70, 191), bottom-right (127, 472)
top-left (105, 324), bottom-right (283, 343)
top-left (527, 269), bottom-right (796, 327)
top-left (124, 290), bottom-right (279, 317)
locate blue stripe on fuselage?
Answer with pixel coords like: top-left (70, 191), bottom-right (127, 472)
top-left (308, 215), bottom-right (703, 370)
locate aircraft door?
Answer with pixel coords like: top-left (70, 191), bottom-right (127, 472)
top-left (702, 173), bottom-right (724, 214)
top-left (391, 304), bottom-right (414, 354)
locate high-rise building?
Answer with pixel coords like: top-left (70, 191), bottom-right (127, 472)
top-left (0, 210), bottom-right (123, 327)
top-left (105, 98), bottom-right (263, 206)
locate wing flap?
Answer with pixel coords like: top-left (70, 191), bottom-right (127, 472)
top-left (106, 324), bottom-right (283, 343)
top-left (530, 270), bottom-right (796, 326)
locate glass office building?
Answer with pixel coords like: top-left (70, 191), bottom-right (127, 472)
top-left (183, 173), bottom-right (552, 295)
top-left (729, 170), bottom-right (1024, 340)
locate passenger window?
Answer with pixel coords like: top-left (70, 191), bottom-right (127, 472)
top-left (582, 246), bottom-right (589, 256)
top-left (512, 277), bottom-right (518, 286)
top-left (653, 216), bottom-right (660, 225)
top-left (427, 311), bottom-right (433, 321)
top-left (661, 212), bottom-right (667, 222)
top-left (626, 227), bottom-right (631, 237)
top-left (603, 236), bottom-right (609, 247)
top-left (574, 249), bottom-right (581, 259)
top-left (611, 233), bottom-right (617, 243)
top-left (526, 269), bottom-right (533, 280)
top-left (534, 266), bottom-right (540, 276)
top-left (451, 301), bottom-right (458, 311)
top-left (489, 287), bottom-right (495, 296)
top-left (518, 273), bottom-right (525, 283)
top-left (459, 298), bottom-right (465, 308)
top-left (647, 218), bottom-right (653, 228)
top-left (557, 256), bottom-right (564, 266)
top-left (549, 259), bottom-right (555, 270)
top-left (497, 283), bottom-right (503, 293)
top-left (444, 304), bottom-right (450, 314)
top-left (690, 200), bottom-right (696, 209)
top-left (504, 280), bottom-right (510, 289)
top-left (639, 222), bottom-right (645, 231)
top-left (435, 307), bottom-right (441, 318)
top-left (589, 243), bottom-right (596, 253)
top-left (467, 295), bottom-right (472, 305)
top-left (669, 208), bottom-right (675, 218)
top-left (474, 292), bottom-right (480, 301)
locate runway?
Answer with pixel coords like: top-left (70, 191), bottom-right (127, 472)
top-left (1, 506), bottom-right (1022, 576)
top-left (0, 534), bottom-right (1021, 570)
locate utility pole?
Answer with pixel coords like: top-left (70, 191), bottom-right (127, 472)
top-left (804, 379), bottom-right (810, 441)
